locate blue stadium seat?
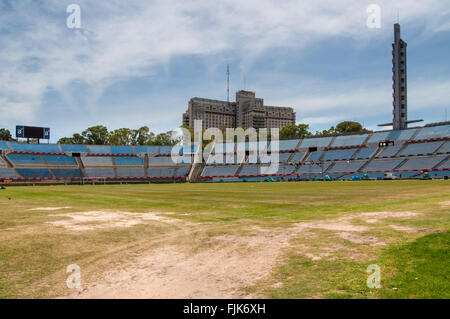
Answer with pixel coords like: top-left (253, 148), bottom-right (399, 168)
top-left (51, 169), bottom-right (83, 178)
top-left (297, 163), bottom-right (331, 174)
top-left (88, 145), bottom-right (112, 154)
top-left (398, 157), bottom-right (444, 170)
top-left (332, 134), bottom-right (368, 147)
top-left (116, 168), bottom-right (145, 178)
top-left (376, 145), bottom-right (402, 158)
top-left (149, 156), bottom-right (178, 165)
top-left (81, 156), bottom-right (113, 166)
top-left (84, 168), bottom-right (115, 178)
top-left (148, 167), bottom-right (176, 177)
top-left (436, 142), bottom-right (450, 154)
top-left (16, 168), bottom-right (52, 178)
top-left (363, 159), bottom-right (403, 171)
top-left (159, 146), bottom-right (173, 155)
top-left (356, 147), bottom-right (376, 159)
top-left (290, 152), bottom-right (306, 162)
top-left (322, 149), bottom-right (357, 161)
top-left (134, 146), bottom-right (159, 154)
top-left (307, 151), bottom-right (324, 161)
top-left (386, 129), bottom-right (417, 141)
top-left (7, 154), bottom-right (44, 165)
top-left (0, 167), bottom-right (19, 178)
top-left (9, 142), bottom-right (60, 153)
top-left (328, 161), bottom-right (365, 173)
top-left (175, 166), bottom-right (191, 176)
top-left (367, 131), bottom-right (391, 143)
top-left (43, 155), bottom-right (77, 166)
top-left (111, 146), bottom-right (133, 154)
top-left (202, 165), bottom-right (240, 177)
top-left (0, 141), bottom-right (10, 150)
top-left (399, 141), bottom-right (443, 157)
top-left (299, 136), bottom-right (333, 148)
top-left (413, 124), bottom-right (450, 140)
top-left (60, 144), bottom-right (88, 153)
top-left (114, 157), bottom-right (143, 166)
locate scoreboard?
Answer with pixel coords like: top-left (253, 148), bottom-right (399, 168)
top-left (16, 126), bottom-right (50, 140)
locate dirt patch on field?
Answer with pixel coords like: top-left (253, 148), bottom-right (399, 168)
top-left (47, 211), bottom-right (183, 231)
top-left (338, 232), bottom-right (386, 246)
top-left (440, 200), bottom-right (450, 207)
top-left (29, 207), bottom-right (72, 211)
top-left (389, 225), bottom-right (441, 233)
top-left (63, 210), bottom-right (424, 298)
top-left (67, 232), bottom-right (289, 299)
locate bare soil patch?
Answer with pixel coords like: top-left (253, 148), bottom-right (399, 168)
top-left (62, 210), bottom-right (425, 298)
top-left (29, 207), bottom-right (72, 211)
top-left (47, 211), bottom-right (183, 231)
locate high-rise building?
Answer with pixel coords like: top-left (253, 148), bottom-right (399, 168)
top-left (182, 90), bottom-right (296, 130)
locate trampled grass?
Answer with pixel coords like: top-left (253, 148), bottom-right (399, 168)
top-left (0, 180), bottom-right (449, 298)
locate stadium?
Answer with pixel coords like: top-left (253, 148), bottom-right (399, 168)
top-left (0, 122), bottom-right (449, 183)
top-left (1, 1), bottom-right (449, 303)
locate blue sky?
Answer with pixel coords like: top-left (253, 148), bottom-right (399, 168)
top-left (0, 0), bottom-right (449, 142)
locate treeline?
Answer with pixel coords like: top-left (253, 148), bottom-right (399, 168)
top-left (279, 121), bottom-right (371, 139)
top-left (0, 121), bottom-right (370, 145)
top-left (57, 125), bottom-right (179, 146)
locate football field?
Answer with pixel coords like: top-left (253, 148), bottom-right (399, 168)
top-left (0, 180), bottom-right (449, 299)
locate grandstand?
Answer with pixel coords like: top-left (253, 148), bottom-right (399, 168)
top-left (0, 123), bottom-right (449, 183)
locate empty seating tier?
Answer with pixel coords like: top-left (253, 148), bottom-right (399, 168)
top-left (88, 145), bottom-right (112, 154)
top-left (322, 149), bottom-right (357, 161)
top-left (60, 144), bottom-right (88, 153)
top-left (6, 154), bottom-right (44, 165)
top-left (399, 157), bottom-right (444, 171)
top-left (332, 134), bottom-right (368, 147)
top-left (328, 161), bottom-right (365, 173)
top-left (202, 165), bottom-right (240, 177)
top-left (363, 159), bottom-right (403, 172)
top-left (376, 145), bottom-right (402, 158)
top-left (134, 146), bottom-right (159, 154)
top-left (355, 147), bottom-right (376, 159)
top-left (413, 124), bottom-right (450, 140)
top-left (81, 156), bottom-right (113, 166)
top-left (114, 157), bottom-right (143, 166)
top-left (8, 142), bottom-right (61, 153)
top-left (43, 155), bottom-right (78, 166)
top-left (436, 142), bottom-right (450, 154)
top-left (300, 136), bottom-right (333, 148)
top-left (399, 141), bottom-right (443, 157)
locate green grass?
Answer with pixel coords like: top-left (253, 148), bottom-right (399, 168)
top-left (0, 180), bottom-right (449, 298)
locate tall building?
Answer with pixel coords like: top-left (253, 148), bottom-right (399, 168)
top-left (182, 90), bottom-right (296, 130)
top-left (392, 23), bottom-right (408, 130)
top-left (379, 23), bottom-right (422, 130)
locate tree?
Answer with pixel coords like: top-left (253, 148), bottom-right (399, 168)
top-left (109, 128), bottom-right (134, 145)
top-left (81, 125), bottom-right (109, 145)
top-left (132, 126), bottom-right (155, 145)
top-left (0, 128), bottom-right (13, 141)
top-left (151, 131), bottom-right (179, 146)
top-left (279, 124), bottom-right (312, 139)
top-left (58, 133), bottom-right (85, 145)
top-left (335, 121), bottom-right (369, 134)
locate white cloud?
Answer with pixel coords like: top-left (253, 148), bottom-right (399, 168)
top-left (0, 0), bottom-right (449, 135)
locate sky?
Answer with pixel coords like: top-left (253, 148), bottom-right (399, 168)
top-left (0, 0), bottom-right (449, 142)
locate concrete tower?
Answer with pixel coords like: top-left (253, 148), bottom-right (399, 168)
top-left (379, 23), bottom-right (422, 130)
top-left (392, 23), bottom-right (407, 130)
